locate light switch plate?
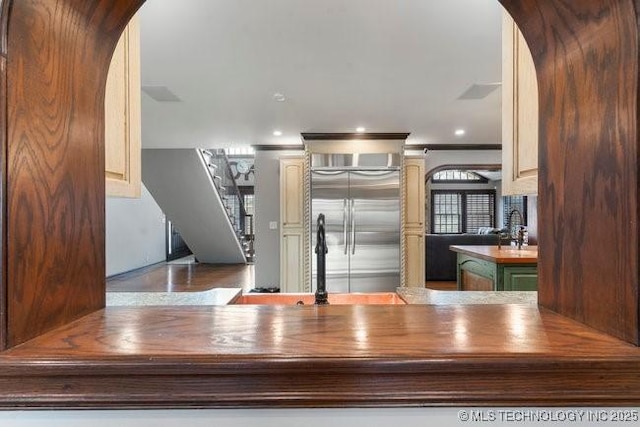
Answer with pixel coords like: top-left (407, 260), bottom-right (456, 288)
top-left (269, 221), bottom-right (278, 230)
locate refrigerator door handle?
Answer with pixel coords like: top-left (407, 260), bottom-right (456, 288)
top-left (343, 198), bottom-right (348, 254)
top-left (351, 199), bottom-right (356, 255)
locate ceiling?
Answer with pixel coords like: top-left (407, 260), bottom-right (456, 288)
top-left (138, 0), bottom-right (503, 149)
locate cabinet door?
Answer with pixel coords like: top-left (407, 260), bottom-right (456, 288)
top-left (280, 158), bottom-right (305, 229)
top-left (460, 270), bottom-right (494, 291)
top-left (502, 11), bottom-right (538, 196)
top-left (403, 158), bottom-right (425, 229)
top-left (105, 15), bottom-right (141, 198)
top-left (502, 266), bottom-right (538, 291)
top-left (457, 255), bottom-right (497, 291)
top-left (279, 156), bottom-right (306, 292)
top-left (404, 232), bottom-right (425, 288)
top-left (402, 156), bottom-right (425, 287)
top-left (281, 232), bottom-right (304, 293)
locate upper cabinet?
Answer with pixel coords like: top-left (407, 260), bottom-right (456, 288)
top-left (280, 158), bottom-right (305, 229)
top-left (502, 11), bottom-right (538, 196)
top-left (105, 16), bottom-right (142, 198)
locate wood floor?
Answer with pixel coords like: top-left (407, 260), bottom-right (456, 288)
top-left (425, 281), bottom-right (458, 291)
top-left (107, 258), bottom-right (456, 293)
top-left (107, 257), bottom-right (255, 292)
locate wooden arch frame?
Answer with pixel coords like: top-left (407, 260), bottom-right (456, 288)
top-left (424, 164), bottom-right (502, 183)
top-left (0, 0), bottom-right (639, 407)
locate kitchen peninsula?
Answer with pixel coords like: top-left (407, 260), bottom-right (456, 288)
top-left (2, 299), bottom-right (640, 407)
top-left (450, 245), bottom-right (538, 291)
top-left (5, 0), bottom-right (640, 413)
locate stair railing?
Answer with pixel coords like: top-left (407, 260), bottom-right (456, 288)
top-left (199, 149), bottom-right (251, 259)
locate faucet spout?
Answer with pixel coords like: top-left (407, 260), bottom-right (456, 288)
top-left (508, 209), bottom-right (526, 249)
top-left (315, 214), bottom-right (329, 305)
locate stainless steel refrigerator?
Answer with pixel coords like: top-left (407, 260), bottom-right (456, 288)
top-left (310, 168), bottom-right (401, 293)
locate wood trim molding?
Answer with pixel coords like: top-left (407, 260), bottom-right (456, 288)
top-left (252, 144), bottom-right (305, 151)
top-left (301, 132), bottom-right (410, 141)
top-left (253, 144), bottom-right (501, 153)
top-left (425, 164), bottom-right (502, 182)
top-left (409, 144), bottom-right (502, 151)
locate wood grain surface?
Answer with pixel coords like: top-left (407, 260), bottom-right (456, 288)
top-left (504, 0), bottom-right (640, 344)
top-left (450, 245), bottom-right (538, 264)
top-left (1, 0), bottom-right (640, 408)
top-left (0, 0), bottom-right (7, 351)
top-left (1, 305), bottom-right (640, 407)
top-left (3, 0), bottom-right (141, 346)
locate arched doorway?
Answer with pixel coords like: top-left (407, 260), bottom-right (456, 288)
top-left (1, 0), bottom-right (639, 402)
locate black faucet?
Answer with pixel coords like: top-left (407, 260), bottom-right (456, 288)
top-left (508, 209), bottom-right (526, 249)
top-left (315, 214), bottom-right (329, 305)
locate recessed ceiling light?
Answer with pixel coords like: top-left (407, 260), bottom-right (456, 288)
top-left (356, 127), bottom-right (366, 133)
top-left (273, 93), bottom-right (286, 102)
top-left (455, 129), bottom-right (466, 136)
top-left (273, 130), bottom-right (283, 137)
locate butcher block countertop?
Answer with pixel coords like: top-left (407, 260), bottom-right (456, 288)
top-left (2, 301), bottom-right (640, 407)
top-left (450, 245), bottom-right (538, 264)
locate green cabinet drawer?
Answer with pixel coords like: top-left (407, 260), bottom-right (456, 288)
top-left (501, 265), bottom-right (538, 291)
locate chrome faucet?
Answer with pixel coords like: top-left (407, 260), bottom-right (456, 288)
top-left (508, 209), bottom-right (526, 249)
top-left (314, 214), bottom-right (329, 305)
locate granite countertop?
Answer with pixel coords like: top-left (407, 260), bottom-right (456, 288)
top-left (397, 287), bottom-right (538, 305)
top-left (449, 245), bottom-right (538, 264)
top-left (106, 288), bottom-right (242, 306)
top-left (106, 287), bottom-right (537, 307)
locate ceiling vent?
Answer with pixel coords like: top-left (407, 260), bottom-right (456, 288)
top-left (142, 86), bottom-right (182, 102)
top-left (457, 83), bottom-right (501, 100)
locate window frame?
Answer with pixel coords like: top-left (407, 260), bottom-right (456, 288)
top-left (431, 189), bottom-right (497, 234)
top-left (431, 170), bottom-right (489, 184)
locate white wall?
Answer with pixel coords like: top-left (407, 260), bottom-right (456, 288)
top-left (106, 183), bottom-right (166, 277)
top-left (254, 150), bottom-right (302, 288)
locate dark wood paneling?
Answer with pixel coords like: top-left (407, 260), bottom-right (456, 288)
top-left (4, 0), bottom-right (140, 346)
top-left (0, 0), bottom-right (8, 352)
top-left (1, 305), bottom-right (640, 407)
top-left (503, 0), bottom-right (640, 344)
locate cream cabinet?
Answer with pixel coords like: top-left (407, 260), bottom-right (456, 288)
top-left (279, 157), bottom-right (306, 292)
top-left (502, 11), bottom-right (538, 196)
top-left (402, 156), bottom-right (426, 287)
top-left (105, 16), bottom-right (141, 198)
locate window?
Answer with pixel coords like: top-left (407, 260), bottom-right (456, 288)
top-left (431, 170), bottom-right (488, 183)
top-left (503, 195), bottom-right (527, 227)
top-left (431, 190), bottom-right (496, 234)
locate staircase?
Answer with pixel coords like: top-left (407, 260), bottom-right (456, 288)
top-left (142, 148), bottom-right (252, 264)
top-left (200, 149), bottom-right (255, 263)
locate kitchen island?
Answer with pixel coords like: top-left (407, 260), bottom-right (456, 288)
top-left (450, 245), bottom-right (538, 291)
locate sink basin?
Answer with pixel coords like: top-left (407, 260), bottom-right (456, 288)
top-left (234, 292), bottom-right (406, 305)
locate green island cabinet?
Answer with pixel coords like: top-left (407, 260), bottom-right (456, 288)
top-left (449, 245), bottom-right (538, 291)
